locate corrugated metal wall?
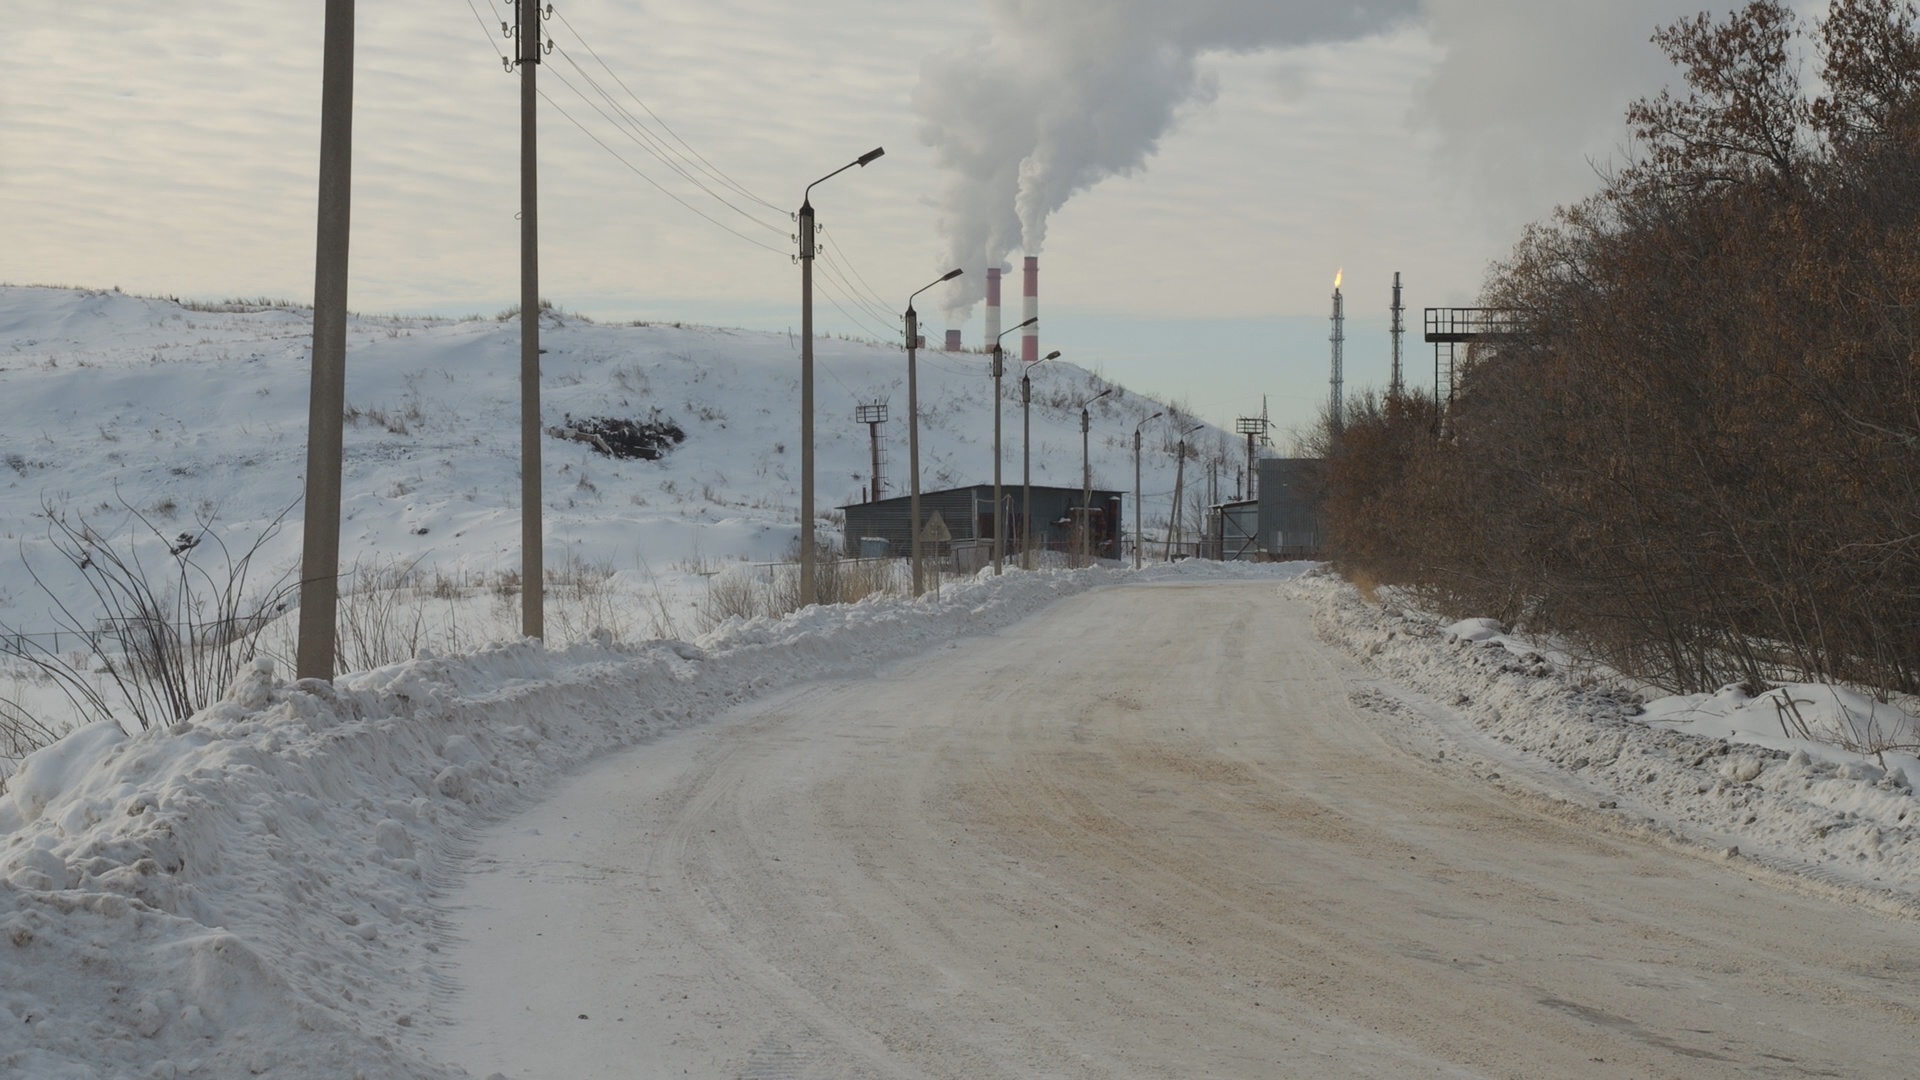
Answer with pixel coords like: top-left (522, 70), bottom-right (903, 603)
top-left (841, 486), bottom-right (1123, 557)
top-left (1257, 458), bottom-right (1326, 559)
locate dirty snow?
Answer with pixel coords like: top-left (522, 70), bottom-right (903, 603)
top-left (1298, 571), bottom-right (1920, 906)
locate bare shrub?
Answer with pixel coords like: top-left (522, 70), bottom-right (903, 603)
top-left (1322, 0), bottom-right (1920, 701)
top-left (3, 496), bottom-right (297, 735)
top-left (694, 546), bottom-right (909, 633)
top-left (544, 553), bottom-right (633, 644)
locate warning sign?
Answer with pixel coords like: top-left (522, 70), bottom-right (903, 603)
top-left (919, 511), bottom-right (952, 543)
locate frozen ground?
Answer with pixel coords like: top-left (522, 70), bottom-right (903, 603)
top-left (3, 285), bottom-right (1917, 1077)
top-left (2, 565), bottom-right (1915, 1076)
top-left (433, 575), bottom-right (1917, 1078)
top-left (1, 560), bottom-right (1280, 1078)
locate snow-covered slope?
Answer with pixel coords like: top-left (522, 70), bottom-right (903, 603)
top-left (0, 285), bottom-right (1235, 738)
top-left (0, 285), bottom-right (1231, 625)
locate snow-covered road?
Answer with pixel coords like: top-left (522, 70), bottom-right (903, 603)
top-left (435, 582), bottom-right (1919, 1079)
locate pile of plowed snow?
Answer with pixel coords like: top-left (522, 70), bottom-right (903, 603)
top-left (1295, 571), bottom-right (1920, 907)
top-left (0, 560), bottom-right (1298, 1078)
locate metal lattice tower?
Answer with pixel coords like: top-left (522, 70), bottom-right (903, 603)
top-left (1389, 272), bottom-right (1404, 398)
top-left (1329, 275), bottom-right (1345, 436)
top-left (857, 401), bottom-right (888, 501)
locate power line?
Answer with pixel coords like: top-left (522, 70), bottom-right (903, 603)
top-left (550, 5), bottom-right (785, 214)
top-left (536, 86), bottom-right (789, 256)
top-left (461, 0), bottom-right (511, 65)
top-left (548, 45), bottom-right (787, 237)
top-left (815, 224), bottom-right (901, 316)
top-left (812, 274), bottom-right (899, 345)
top-left (815, 248), bottom-right (901, 331)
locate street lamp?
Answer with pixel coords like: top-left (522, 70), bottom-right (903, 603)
top-left (797, 146), bottom-right (884, 609)
top-left (991, 315), bottom-right (1037, 575)
top-left (1134, 412), bottom-right (1162, 569)
top-left (1021, 348), bottom-right (1061, 569)
top-left (1077, 388), bottom-right (1113, 559)
top-left (905, 267), bottom-right (962, 596)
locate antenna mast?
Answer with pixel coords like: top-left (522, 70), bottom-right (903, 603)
top-left (1330, 272), bottom-right (1345, 437)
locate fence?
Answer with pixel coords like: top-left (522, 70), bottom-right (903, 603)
top-left (0, 629), bottom-right (106, 659)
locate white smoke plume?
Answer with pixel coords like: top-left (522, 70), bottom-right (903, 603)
top-left (913, 0), bottom-right (1419, 315)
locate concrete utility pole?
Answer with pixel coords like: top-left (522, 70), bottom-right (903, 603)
top-left (296, 0), bottom-right (356, 682)
top-left (991, 315), bottom-right (1035, 575)
top-left (516, 0), bottom-right (547, 639)
top-left (1133, 412), bottom-right (1161, 570)
top-left (905, 268), bottom-right (961, 596)
top-left (1077, 389), bottom-right (1110, 561)
top-left (798, 147), bottom-right (885, 607)
top-left (1166, 423), bottom-right (1201, 560)
top-left (1022, 349), bottom-right (1061, 568)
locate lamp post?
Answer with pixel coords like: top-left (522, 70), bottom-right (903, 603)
top-left (1134, 412), bottom-right (1162, 569)
top-left (991, 315), bottom-right (1037, 575)
top-left (797, 146), bottom-right (884, 608)
top-left (1077, 388), bottom-right (1112, 560)
top-left (1021, 348), bottom-right (1061, 569)
top-left (905, 267), bottom-right (962, 596)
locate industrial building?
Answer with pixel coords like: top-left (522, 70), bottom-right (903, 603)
top-left (841, 484), bottom-right (1124, 564)
top-left (1213, 458), bottom-right (1325, 561)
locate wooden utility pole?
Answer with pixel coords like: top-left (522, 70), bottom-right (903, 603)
top-left (517, 0), bottom-right (545, 639)
top-left (296, 0), bottom-right (356, 682)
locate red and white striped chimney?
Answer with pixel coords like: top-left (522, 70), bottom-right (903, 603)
top-left (944, 329), bottom-right (962, 351)
top-left (985, 267), bottom-right (1002, 356)
top-left (1022, 256), bottom-right (1039, 363)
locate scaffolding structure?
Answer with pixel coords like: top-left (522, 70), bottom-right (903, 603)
top-left (1423, 308), bottom-right (1524, 418)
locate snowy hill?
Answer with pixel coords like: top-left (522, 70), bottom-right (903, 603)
top-left (0, 284), bottom-right (1234, 679)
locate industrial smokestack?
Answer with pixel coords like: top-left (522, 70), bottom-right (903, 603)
top-left (1330, 270), bottom-right (1345, 436)
top-left (1022, 256), bottom-right (1038, 363)
top-left (945, 329), bottom-right (962, 351)
top-left (985, 267), bottom-right (1002, 355)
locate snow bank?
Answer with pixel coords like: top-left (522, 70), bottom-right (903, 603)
top-left (1296, 571), bottom-right (1920, 907)
top-left (0, 559), bottom-right (1295, 1078)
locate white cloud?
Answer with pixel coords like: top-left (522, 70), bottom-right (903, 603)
top-left (4, 0), bottom-right (1719, 434)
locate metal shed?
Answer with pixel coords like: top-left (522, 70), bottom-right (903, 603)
top-left (1257, 458), bottom-right (1326, 559)
top-left (1208, 459), bottom-right (1326, 560)
top-left (841, 484), bottom-right (1125, 562)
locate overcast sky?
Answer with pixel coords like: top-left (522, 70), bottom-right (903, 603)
top-left (7, 0), bottom-right (1742, 436)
